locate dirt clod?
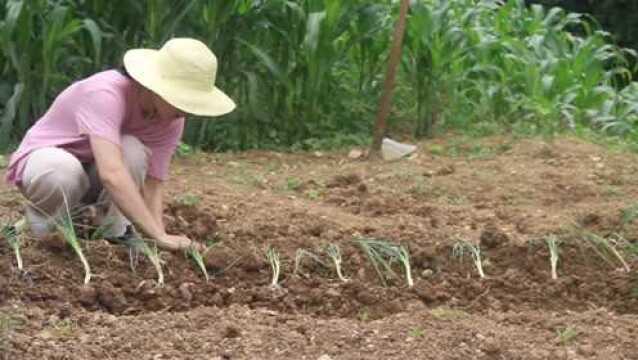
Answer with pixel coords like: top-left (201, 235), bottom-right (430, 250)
top-left (480, 224), bottom-right (510, 249)
top-left (97, 284), bottom-right (128, 314)
top-left (223, 326), bottom-right (241, 339)
top-left (327, 174), bottom-right (361, 188)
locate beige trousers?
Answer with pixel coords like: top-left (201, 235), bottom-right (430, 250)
top-left (19, 135), bottom-right (149, 238)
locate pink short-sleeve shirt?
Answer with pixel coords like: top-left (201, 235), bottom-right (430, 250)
top-left (5, 70), bottom-right (185, 186)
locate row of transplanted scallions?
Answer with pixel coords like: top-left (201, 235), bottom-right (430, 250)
top-left (2, 0), bottom-right (638, 151)
top-left (4, 224), bottom-right (636, 288)
top-left (1, 198), bottom-right (167, 286)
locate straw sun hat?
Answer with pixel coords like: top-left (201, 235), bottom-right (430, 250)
top-left (123, 38), bottom-right (236, 117)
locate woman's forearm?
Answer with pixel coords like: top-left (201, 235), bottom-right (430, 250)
top-left (102, 168), bottom-right (165, 240)
top-left (143, 178), bottom-right (165, 232)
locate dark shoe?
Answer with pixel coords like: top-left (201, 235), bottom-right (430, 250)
top-left (105, 225), bottom-right (139, 246)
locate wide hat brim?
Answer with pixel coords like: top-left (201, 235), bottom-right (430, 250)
top-left (123, 49), bottom-right (236, 117)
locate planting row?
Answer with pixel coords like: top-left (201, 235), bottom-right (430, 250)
top-left (2, 211), bottom-right (634, 290)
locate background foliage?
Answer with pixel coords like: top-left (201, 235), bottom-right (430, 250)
top-left (1, 0), bottom-right (637, 152)
top-left (528, 0), bottom-right (638, 53)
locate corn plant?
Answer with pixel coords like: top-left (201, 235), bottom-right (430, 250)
top-left (583, 232), bottom-right (630, 273)
top-left (452, 240), bottom-right (486, 279)
top-left (293, 248), bottom-right (327, 277)
top-left (0, 1), bottom-right (102, 150)
top-left (325, 243), bottom-right (349, 282)
top-left (187, 247), bottom-right (209, 282)
top-left (4, 0), bottom-right (638, 152)
top-left (266, 246), bottom-right (281, 288)
top-left (356, 238), bottom-right (413, 287)
top-left (545, 235), bottom-right (561, 280)
top-left (403, 0), bottom-right (468, 138)
top-left (1, 218), bottom-right (25, 271)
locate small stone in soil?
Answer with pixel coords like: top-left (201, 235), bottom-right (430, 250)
top-left (223, 326), bottom-right (241, 338)
top-left (479, 223), bottom-right (509, 249)
top-left (78, 286), bottom-right (97, 306)
top-left (178, 283), bottom-right (193, 302)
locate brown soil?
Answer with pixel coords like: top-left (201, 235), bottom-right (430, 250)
top-left (2, 135), bottom-right (638, 359)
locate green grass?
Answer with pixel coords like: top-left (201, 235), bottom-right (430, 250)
top-left (284, 177), bottom-right (303, 192)
top-left (175, 193), bottom-right (202, 207)
top-left (557, 326), bottom-right (579, 346)
top-left (0, 311), bottom-right (23, 353)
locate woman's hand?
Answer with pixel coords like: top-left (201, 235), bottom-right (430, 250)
top-left (157, 233), bottom-right (203, 252)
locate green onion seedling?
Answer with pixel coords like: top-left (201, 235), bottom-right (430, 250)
top-left (128, 238), bottom-right (164, 287)
top-left (266, 246), bottom-right (281, 288)
top-left (452, 240), bottom-right (485, 279)
top-left (545, 235), bottom-right (561, 280)
top-left (397, 245), bottom-right (414, 287)
top-left (608, 234), bottom-right (631, 272)
top-left (187, 247), bottom-right (209, 281)
top-left (57, 194), bottom-right (91, 285)
top-left (357, 238), bottom-right (396, 287)
top-left (584, 232), bottom-right (630, 273)
top-left (326, 243), bottom-right (349, 282)
top-left (357, 238), bottom-right (412, 287)
top-left (2, 218), bottom-right (26, 271)
top-left (88, 216), bottom-right (116, 241)
top-left (293, 249), bottom-right (327, 277)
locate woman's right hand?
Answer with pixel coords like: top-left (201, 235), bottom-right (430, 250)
top-left (158, 233), bottom-right (202, 252)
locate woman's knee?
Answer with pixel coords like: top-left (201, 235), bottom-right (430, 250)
top-left (21, 147), bottom-right (89, 212)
